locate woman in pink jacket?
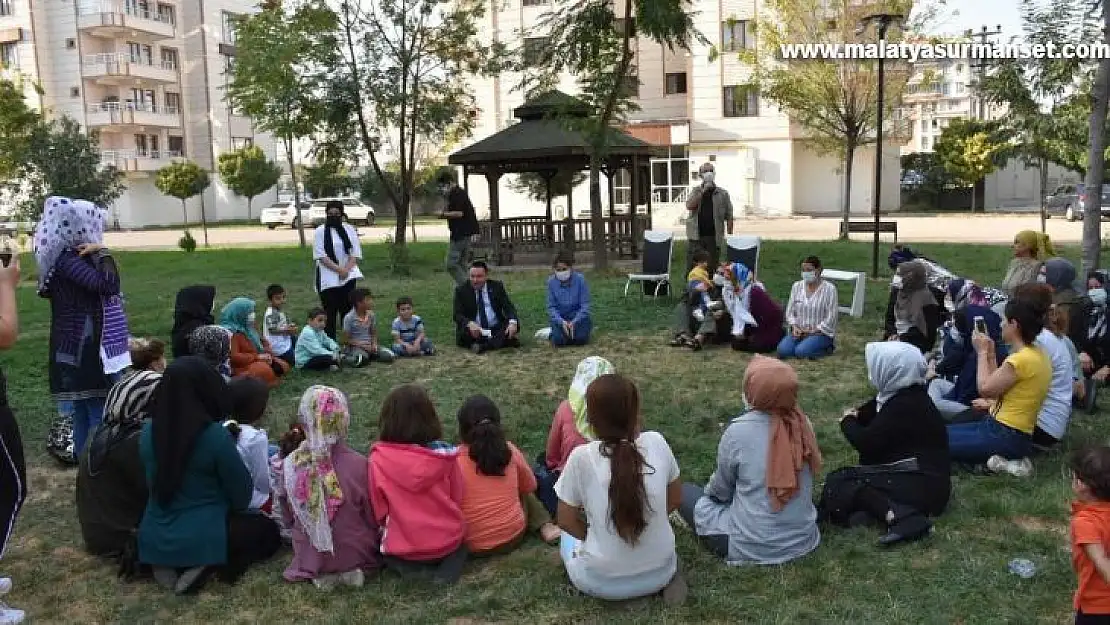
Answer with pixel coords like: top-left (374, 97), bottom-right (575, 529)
top-left (369, 384), bottom-right (467, 583)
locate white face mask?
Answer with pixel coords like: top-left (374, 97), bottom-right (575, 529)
top-left (554, 270), bottom-right (571, 282)
top-left (1037, 274), bottom-right (1047, 283)
top-left (712, 274), bottom-right (728, 287)
top-left (1091, 288), bottom-right (1108, 306)
top-left (701, 171), bottom-right (715, 184)
top-left (246, 312), bottom-right (256, 324)
top-left (801, 271), bottom-right (817, 284)
top-left (891, 275), bottom-right (903, 288)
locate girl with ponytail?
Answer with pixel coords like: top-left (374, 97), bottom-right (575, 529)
top-left (455, 396), bottom-right (560, 554)
top-left (553, 374), bottom-right (686, 603)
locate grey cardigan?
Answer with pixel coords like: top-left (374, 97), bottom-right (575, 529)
top-left (685, 184), bottom-right (734, 251)
top-left (693, 409), bottom-right (820, 566)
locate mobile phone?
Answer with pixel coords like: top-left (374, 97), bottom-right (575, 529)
top-left (0, 253), bottom-right (11, 268)
top-left (974, 316), bottom-right (987, 335)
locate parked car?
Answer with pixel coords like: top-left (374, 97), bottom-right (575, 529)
top-left (306, 197), bottom-right (376, 227)
top-left (259, 200), bottom-right (311, 229)
top-left (1045, 183), bottom-right (1110, 221)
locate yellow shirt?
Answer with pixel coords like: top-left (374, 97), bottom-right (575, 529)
top-left (687, 265), bottom-right (711, 286)
top-left (992, 345), bottom-right (1052, 434)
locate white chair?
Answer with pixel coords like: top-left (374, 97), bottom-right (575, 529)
top-left (725, 235), bottom-right (761, 274)
top-left (624, 231), bottom-right (674, 298)
top-left (821, 269), bottom-right (867, 318)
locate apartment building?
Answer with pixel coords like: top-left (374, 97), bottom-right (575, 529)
top-left (460, 0), bottom-right (900, 222)
top-left (0, 0), bottom-right (276, 227)
top-left (900, 56), bottom-right (996, 154)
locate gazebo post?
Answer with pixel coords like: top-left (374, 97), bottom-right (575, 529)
top-left (630, 154), bottom-right (640, 257)
top-left (486, 170), bottom-right (502, 265)
top-left (463, 166), bottom-right (469, 194)
top-left (542, 169), bottom-right (555, 251)
top-left (605, 164), bottom-right (616, 255)
top-left (565, 172), bottom-right (575, 261)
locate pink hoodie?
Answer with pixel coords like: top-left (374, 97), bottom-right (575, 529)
top-left (368, 442), bottom-right (465, 561)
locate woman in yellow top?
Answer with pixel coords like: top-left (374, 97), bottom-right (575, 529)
top-left (1001, 230), bottom-right (1054, 297)
top-left (946, 297), bottom-right (1052, 463)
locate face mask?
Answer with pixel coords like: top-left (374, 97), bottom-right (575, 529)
top-left (891, 275), bottom-right (903, 288)
top-left (1090, 288), bottom-right (1108, 306)
top-left (1036, 274), bottom-right (1047, 283)
top-left (944, 298), bottom-right (955, 313)
top-left (554, 270), bottom-right (571, 282)
top-left (246, 312), bottom-right (256, 324)
top-left (712, 274), bottom-right (727, 287)
top-left (701, 171), bottom-right (715, 184)
top-left (801, 271), bottom-right (817, 284)
top-left (326, 215), bottom-right (343, 227)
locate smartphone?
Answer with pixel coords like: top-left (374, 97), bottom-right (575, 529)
top-left (0, 253), bottom-right (11, 268)
top-left (974, 316), bottom-right (987, 335)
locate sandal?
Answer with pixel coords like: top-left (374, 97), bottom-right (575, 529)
top-left (669, 334), bottom-right (690, 347)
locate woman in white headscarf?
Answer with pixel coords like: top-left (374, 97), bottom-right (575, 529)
top-left (818, 342), bottom-right (951, 546)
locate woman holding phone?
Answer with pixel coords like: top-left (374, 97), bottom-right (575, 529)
top-left (927, 280), bottom-right (1004, 418)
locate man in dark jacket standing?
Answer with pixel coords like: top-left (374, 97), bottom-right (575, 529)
top-left (439, 170), bottom-right (480, 286)
top-left (685, 162), bottom-right (734, 269)
top-left (453, 261), bottom-right (521, 354)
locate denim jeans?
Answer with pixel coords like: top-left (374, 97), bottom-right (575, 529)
top-left (947, 417), bottom-right (1034, 463)
top-left (445, 238), bottom-right (471, 287)
top-left (550, 316), bottom-right (592, 347)
top-left (60, 397), bottom-right (107, 459)
top-left (776, 333), bottom-right (835, 360)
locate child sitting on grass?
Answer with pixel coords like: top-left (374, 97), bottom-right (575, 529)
top-left (341, 288), bottom-right (394, 366)
top-left (686, 249), bottom-right (715, 323)
top-left (224, 377), bottom-right (272, 513)
top-left (391, 296), bottom-right (435, 357)
top-left (1070, 445), bottom-right (1110, 624)
top-left (296, 308), bottom-right (343, 371)
top-left (128, 337), bottom-right (167, 373)
top-left (263, 284), bottom-right (298, 365)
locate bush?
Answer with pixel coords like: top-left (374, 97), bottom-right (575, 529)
top-left (178, 230), bottom-right (197, 253)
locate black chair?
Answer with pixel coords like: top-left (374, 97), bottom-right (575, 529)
top-left (624, 230), bottom-right (674, 298)
top-left (725, 235), bottom-right (761, 274)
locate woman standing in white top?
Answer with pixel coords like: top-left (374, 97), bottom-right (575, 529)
top-left (777, 255), bottom-right (839, 360)
top-left (313, 200), bottom-right (363, 339)
top-left (554, 374), bottom-right (687, 604)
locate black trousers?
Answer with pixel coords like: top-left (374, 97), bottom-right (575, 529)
top-left (220, 512), bottom-right (281, 583)
top-left (319, 281), bottom-right (356, 340)
top-left (818, 466), bottom-right (950, 526)
top-left (455, 324), bottom-right (520, 353)
top-left (0, 405), bottom-right (25, 559)
top-left (384, 543), bottom-right (468, 584)
top-left (302, 355), bottom-right (339, 371)
top-left (1077, 610), bottom-right (1110, 625)
top-left (676, 483), bottom-right (730, 559)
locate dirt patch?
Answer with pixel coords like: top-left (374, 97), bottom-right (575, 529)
top-left (1012, 515), bottom-right (1068, 535)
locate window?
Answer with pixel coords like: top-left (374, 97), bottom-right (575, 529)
top-left (921, 136), bottom-right (930, 150)
top-left (164, 91), bottom-right (180, 113)
top-left (168, 135), bottom-right (184, 156)
top-left (222, 53), bottom-right (235, 74)
top-left (128, 42), bottom-right (153, 65)
top-left (665, 72), bottom-right (687, 95)
top-left (722, 85), bottom-right (758, 117)
top-left (0, 43), bottom-right (17, 69)
top-left (231, 137), bottom-right (253, 150)
top-left (521, 0), bottom-right (548, 5)
top-left (722, 19), bottom-right (754, 52)
top-left (222, 11), bottom-right (238, 44)
top-left (521, 36), bottom-right (549, 67)
top-left (920, 118), bottom-right (927, 131)
top-left (70, 86), bottom-right (80, 97)
top-left (160, 47), bottom-right (178, 69)
top-left (0, 0), bottom-right (11, 16)
top-left (134, 134), bottom-right (148, 155)
top-left (66, 38), bottom-right (76, 49)
top-left (956, 82), bottom-right (966, 94)
top-left (129, 88), bottom-right (155, 110)
top-left (156, 3), bottom-right (174, 24)
top-left (623, 72), bottom-right (639, 97)
top-left (955, 63), bottom-right (964, 72)
top-left (150, 134), bottom-right (159, 154)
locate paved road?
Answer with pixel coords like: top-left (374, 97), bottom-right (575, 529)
top-left (101, 214), bottom-right (1090, 250)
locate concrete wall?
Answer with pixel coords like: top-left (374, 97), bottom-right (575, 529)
top-left (984, 159), bottom-right (1082, 210)
top-left (793, 143), bottom-right (900, 216)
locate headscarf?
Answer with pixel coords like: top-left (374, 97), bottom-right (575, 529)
top-left (34, 196), bottom-right (107, 294)
top-left (274, 385), bottom-right (349, 553)
top-left (724, 262), bottom-right (759, 336)
top-left (219, 297), bottom-right (263, 351)
top-left (322, 204), bottom-right (353, 265)
top-left (743, 355), bottom-right (822, 512)
top-left (893, 260), bottom-right (937, 336)
top-left (89, 369), bottom-right (162, 473)
top-left (865, 342), bottom-right (926, 409)
top-left (1089, 273), bottom-right (1108, 341)
top-left (946, 278), bottom-right (988, 310)
top-left (188, 325), bottom-right (231, 374)
top-left (1044, 257), bottom-right (1082, 300)
top-left (568, 356), bottom-right (615, 439)
top-left (1015, 230), bottom-right (1055, 260)
top-left (171, 285), bottom-right (215, 358)
top-left (150, 356), bottom-right (231, 506)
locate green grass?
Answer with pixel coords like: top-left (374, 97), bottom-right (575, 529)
top-left (5, 240), bottom-right (1096, 623)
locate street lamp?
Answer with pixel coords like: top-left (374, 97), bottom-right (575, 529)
top-left (859, 12), bottom-right (903, 279)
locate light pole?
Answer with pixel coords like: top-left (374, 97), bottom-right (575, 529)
top-left (860, 12), bottom-right (903, 279)
top-left (967, 25), bottom-right (1003, 121)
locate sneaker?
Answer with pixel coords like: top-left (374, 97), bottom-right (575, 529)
top-left (152, 567), bottom-right (178, 591)
top-left (174, 566), bottom-right (210, 595)
top-left (328, 364), bottom-right (340, 372)
top-left (986, 455), bottom-right (1033, 477)
top-left (312, 574), bottom-right (338, 591)
top-left (691, 309), bottom-right (705, 323)
top-left (0, 604), bottom-right (23, 624)
top-left (0, 578), bottom-right (12, 596)
top-left (338, 569), bottom-right (365, 588)
top-left (470, 343), bottom-right (484, 355)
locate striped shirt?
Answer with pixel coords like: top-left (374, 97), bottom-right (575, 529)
top-left (784, 279), bottom-right (839, 338)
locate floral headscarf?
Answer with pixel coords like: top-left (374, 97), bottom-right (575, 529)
top-left (568, 356), bottom-right (614, 439)
top-left (219, 297), bottom-right (263, 351)
top-left (188, 325), bottom-right (232, 379)
top-left (275, 385), bottom-right (349, 553)
top-left (34, 196), bottom-right (108, 294)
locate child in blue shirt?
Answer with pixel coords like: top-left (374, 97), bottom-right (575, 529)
top-left (295, 308), bottom-right (343, 371)
top-left (391, 296), bottom-right (435, 357)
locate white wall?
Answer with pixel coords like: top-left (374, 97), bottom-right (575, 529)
top-left (984, 159), bottom-right (1081, 210)
top-left (793, 143), bottom-right (900, 216)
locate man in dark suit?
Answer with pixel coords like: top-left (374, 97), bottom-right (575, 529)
top-left (453, 261), bottom-right (521, 354)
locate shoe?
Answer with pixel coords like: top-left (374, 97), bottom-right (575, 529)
top-left (174, 566), bottom-right (210, 595)
top-left (312, 574), bottom-right (338, 591)
top-left (692, 310), bottom-right (705, 323)
top-left (987, 455), bottom-right (1033, 477)
top-left (470, 343), bottom-right (484, 355)
top-left (0, 604), bottom-right (23, 624)
top-left (661, 570), bottom-right (688, 606)
top-left (329, 364), bottom-right (340, 372)
top-left (152, 567), bottom-right (178, 591)
top-left (539, 523), bottom-right (561, 544)
top-left (878, 514), bottom-right (932, 547)
top-left (338, 569), bottom-right (365, 588)
top-left (0, 578), bottom-right (12, 596)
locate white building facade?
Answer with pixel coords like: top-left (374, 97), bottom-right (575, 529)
top-left (0, 0), bottom-right (277, 227)
top-left (461, 0), bottom-right (900, 226)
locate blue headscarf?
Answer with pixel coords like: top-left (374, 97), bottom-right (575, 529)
top-left (219, 298), bottom-right (263, 351)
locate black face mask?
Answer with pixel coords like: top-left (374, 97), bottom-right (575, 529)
top-left (325, 215), bottom-right (343, 227)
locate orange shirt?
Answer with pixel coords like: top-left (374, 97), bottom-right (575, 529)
top-left (1072, 500), bottom-right (1110, 613)
top-left (456, 442), bottom-right (537, 552)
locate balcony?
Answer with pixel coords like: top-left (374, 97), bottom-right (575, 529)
top-left (101, 149), bottom-right (182, 173)
top-left (82, 53), bottom-right (178, 85)
top-left (77, 4), bottom-right (175, 41)
top-left (87, 102), bottom-right (182, 130)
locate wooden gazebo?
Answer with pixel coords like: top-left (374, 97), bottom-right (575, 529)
top-left (448, 91), bottom-right (662, 265)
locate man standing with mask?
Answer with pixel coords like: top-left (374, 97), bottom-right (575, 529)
top-left (685, 162), bottom-right (734, 269)
top-left (439, 170), bottom-right (480, 286)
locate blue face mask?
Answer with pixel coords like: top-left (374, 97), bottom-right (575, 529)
top-left (1090, 288), bottom-right (1108, 306)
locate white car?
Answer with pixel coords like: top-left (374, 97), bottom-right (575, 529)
top-left (307, 197), bottom-right (377, 227)
top-left (259, 200), bottom-right (311, 229)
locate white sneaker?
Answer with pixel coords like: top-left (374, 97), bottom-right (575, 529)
top-left (312, 574), bottom-right (338, 591)
top-left (0, 578), bottom-right (12, 595)
top-left (692, 309), bottom-right (705, 323)
top-left (338, 569), bottom-right (364, 587)
top-left (0, 604), bottom-right (24, 624)
top-left (986, 455), bottom-right (1008, 473)
top-left (987, 455), bottom-right (1033, 477)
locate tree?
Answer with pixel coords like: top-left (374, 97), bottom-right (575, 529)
top-left (510, 170), bottom-right (588, 204)
top-left (900, 151), bottom-right (959, 208)
top-left (303, 159), bottom-right (352, 198)
top-left (933, 119), bottom-right (1011, 212)
top-left (9, 116), bottom-right (125, 219)
top-left (741, 0), bottom-right (918, 238)
top-left (323, 0), bottom-right (505, 260)
top-left (226, 3), bottom-right (334, 247)
top-left (0, 77), bottom-right (39, 184)
top-left (155, 160), bottom-right (212, 246)
top-left (217, 145), bottom-right (281, 219)
top-left (524, 0), bottom-right (698, 268)
top-left (1084, 0), bottom-right (1110, 274)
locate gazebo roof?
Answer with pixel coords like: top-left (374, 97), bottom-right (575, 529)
top-left (448, 90), bottom-right (659, 173)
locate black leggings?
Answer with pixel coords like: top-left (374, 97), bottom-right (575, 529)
top-left (319, 281), bottom-right (356, 340)
top-left (0, 404), bottom-right (25, 559)
top-left (677, 483), bottom-right (729, 559)
top-left (220, 512), bottom-right (281, 583)
top-left (302, 355), bottom-right (339, 371)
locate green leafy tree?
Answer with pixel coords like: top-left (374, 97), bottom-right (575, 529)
top-left (10, 116), bottom-right (125, 219)
top-left (1084, 0), bottom-right (1110, 273)
top-left (303, 159), bottom-right (352, 198)
top-left (217, 145), bottom-right (281, 219)
top-left (933, 119), bottom-right (1012, 212)
top-left (510, 170), bottom-right (587, 204)
top-left (0, 77), bottom-right (40, 184)
top-left (155, 160), bottom-right (212, 246)
top-left (900, 152), bottom-right (959, 208)
top-left (226, 3), bottom-right (335, 247)
top-left (524, 0), bottom-right (698, 268)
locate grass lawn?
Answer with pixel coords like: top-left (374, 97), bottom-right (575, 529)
top-left (4, 239), bottom-right (1096, 624)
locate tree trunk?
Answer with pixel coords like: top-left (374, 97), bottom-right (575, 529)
top-left (589, 156), bottom-right (606, 270)
top-left (286, 137), bottom-right (306, 248)
top-left (180, 199), bottom-right (187, 226)
top-left (840, 143), bottom-right (855, 240)
top-left (1084, 5), bottom-right (1110, 274)
top-left (246, 197), bottom-right (253, 221)
top-left (971, 182), bottom-right (977, 212)
top-left (199, 193), bottom-right (209, 248)
top-left (1039, 157), bottom-right (1048, 234)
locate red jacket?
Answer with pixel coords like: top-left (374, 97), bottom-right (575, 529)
top-left (368, 441), bottom-right (465, 561)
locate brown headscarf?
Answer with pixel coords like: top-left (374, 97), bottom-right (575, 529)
top-left (744, 355), bottom-right (822, 512)
top-left (894, 260), bottom-right (936, 336)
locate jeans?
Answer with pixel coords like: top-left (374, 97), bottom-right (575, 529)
top-left (445, 238), bottom-right (471, 286)
top-left (947, 417), bottom-right (1035, 463)
top-left (927, 379), bottom-right (970, 418)
top-left (391, 338), bottom-right (436, 356)
top-left (60, 397), bottom-right (107, 459)
top-left (777, 333), bottom-right (835, 360)
top-left (550, 316), bottom-right (592, 347)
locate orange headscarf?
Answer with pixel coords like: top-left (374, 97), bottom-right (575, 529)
top-left (743, 355), bottom-right (823, 512)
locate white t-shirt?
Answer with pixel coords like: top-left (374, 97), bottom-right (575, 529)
top-left (263, 306), bottom-right (293, 355)
top-left (312, 224), bottom-right (364, 292)
top-left (1034, 329), bottom-right (1073, 440)
top-left (234, 424), bottom-right (272, 510)
top-left (554, 431), bottom-right (679, 586)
